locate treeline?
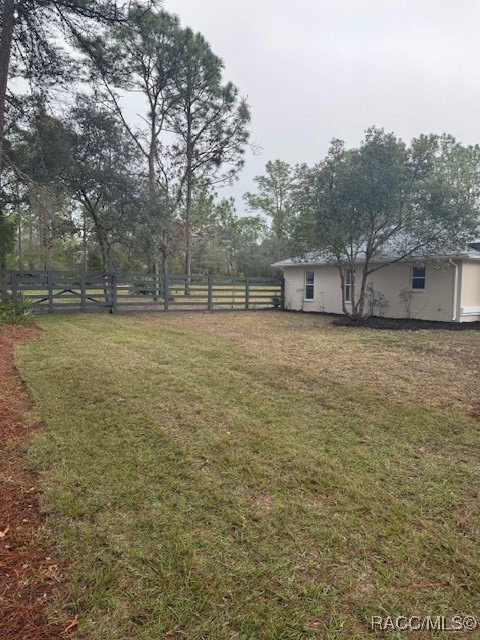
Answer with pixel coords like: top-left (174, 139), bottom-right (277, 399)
top-left (0, 1), bottom-right (282, 277)
top-left (1, 3), bottom-right (479, 290)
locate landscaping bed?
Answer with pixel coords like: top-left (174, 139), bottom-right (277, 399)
top-left (0, 325), bottom-right (68, 640)
top-left (331, 314), bottom-right (480, 331)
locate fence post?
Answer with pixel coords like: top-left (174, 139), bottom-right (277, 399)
top-left (80, 271), bottom-right (86, 311)
top-left (207, 275), bottom-right (213, 311)
top-left (111, 273), bottom-right (117, 314)
top-left (47, 271), bottom-right (54, 314)
top-left (164, 273), bottom-right (169, 312)
top-left (11, 270), bottom-right (18, 301)
top-left (245, 277), bottom-right (250, 310)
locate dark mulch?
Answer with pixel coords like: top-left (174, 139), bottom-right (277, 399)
top-left (0, 325), bottom-right (75, 639)
top-left (331, 315), bottom-right (480, 331)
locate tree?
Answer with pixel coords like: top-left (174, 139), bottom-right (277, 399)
top-left (0, 0), bottom-right (153, 293)
top-left (63, 99), bottom-right (138, 271)
top-left (11, 104), bottom-right (76, 269)
top-left (167, 28), bottom-right (250, 278)
top-left (214, 200), bottom-right (267, 276)
top-left (110, 6), bottom-right (183, 185)
top-left (244, 159), bottom-right (296, 258)
top-left (83, 7), bottom-right (250, 278)
top-left (128, 182), bottom-right (176, 273)
top-left (83, 5), bottom-right (183, 273)
top-left (294, 127), bottom-right (480, 320)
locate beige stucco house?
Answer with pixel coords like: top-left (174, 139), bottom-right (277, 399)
top-left (272, 242), bottom-right (480, 323)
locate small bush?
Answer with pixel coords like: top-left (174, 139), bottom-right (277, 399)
top-left (129, 281), bottom-right (161, 297)
top-left (0, 296), bottom-right (33, 327)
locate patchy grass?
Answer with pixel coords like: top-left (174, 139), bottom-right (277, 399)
top-left (164, 312), bottom-right (480, 417)
top-left (15, 312), bottom-right (480, 639)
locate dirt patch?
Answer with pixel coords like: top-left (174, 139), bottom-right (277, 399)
top-left (0, 325), bottom-right (69, 639)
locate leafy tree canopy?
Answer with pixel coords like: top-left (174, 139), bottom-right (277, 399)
top-left (244, 159), bottom-right (297, 258)
top-left (293, 126), bottom-right (480, 319)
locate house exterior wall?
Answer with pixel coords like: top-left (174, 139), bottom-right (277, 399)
top-left (283, 261), bottom-right (464, 322)
top-left (460, 261), bottom-right (480, 322)
top-left (284, 265), bottom-right (344, 314)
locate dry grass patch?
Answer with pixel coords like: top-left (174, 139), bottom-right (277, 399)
top-left (150, 311), bottom-right (480, 416)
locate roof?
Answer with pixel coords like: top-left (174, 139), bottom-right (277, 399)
top-left (272, 243), bottom-right (480, 268)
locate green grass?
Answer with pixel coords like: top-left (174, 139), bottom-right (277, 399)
top-left (14, 313), bottom-right (480, 639)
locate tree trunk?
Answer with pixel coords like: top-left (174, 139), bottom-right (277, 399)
top-left (184, 179), bottom-right (192, 279)
top-left (184, 138), bottom-right (193, 294)
top-left (147, 114), bottom-right (171, 291)
top-left (40, 205), bottom-right (49, 270)
top-left (98, 233), bottom-right (110, 272)
top-left (90, 213), bottom-right (109, 272)
top-left (82, 211), bottom-right (88, 271)
top-left (16, 182), bottom-right (22, 269)
top-left (226, 251), bottom-right (236, 277)
top-left (0, 0), bottom-right (14, 183)
top-left (28, 218), bottom-right (34, 269)
top-left (152, 256), bottom-right (160, 301)
top-left (339, 268), bottom-right (348, 316)
top-left (356, 267), bottom-right (369, 319)
top-left (0, 0), bottom-right (15, 298)
top-left (17, 205), bottom-right (22, 268)
top-left (148, 115), bottom-right (156, 185)
top-left (161, 243), bottom-right (168, 274)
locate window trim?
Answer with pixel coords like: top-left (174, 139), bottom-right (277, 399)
top-left (411, 265), bottom-right (426, 291)
top-left (304, 269), bottom-right (314, 301)
top-left (344, 268), bottom-right (354, 303)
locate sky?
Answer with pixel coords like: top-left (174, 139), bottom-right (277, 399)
top-left (161, 0), bottom-right (480, 212)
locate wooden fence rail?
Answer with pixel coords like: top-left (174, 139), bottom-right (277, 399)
top-left (3, 270), bottom-right (284, 315)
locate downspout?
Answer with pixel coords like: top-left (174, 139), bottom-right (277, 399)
top-left (448, 259), bottom-right (459, 321)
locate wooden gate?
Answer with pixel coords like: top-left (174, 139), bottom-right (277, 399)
top-left (8, 271), bottom-right (115, 314)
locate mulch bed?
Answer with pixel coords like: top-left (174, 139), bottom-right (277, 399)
top-left (331, 315), bottom-right (480, 331)
top-left (0, 324), bottom-right (73, 639)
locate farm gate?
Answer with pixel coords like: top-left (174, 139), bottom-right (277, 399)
top-left (4, 270), bottom-right (284, 315)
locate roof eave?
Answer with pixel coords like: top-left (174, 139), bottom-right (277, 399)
top-left (272, 252), bottom-right (480, 268)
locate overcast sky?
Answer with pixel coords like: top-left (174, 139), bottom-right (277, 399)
top-left (163, 0), bottom-right (480, 211)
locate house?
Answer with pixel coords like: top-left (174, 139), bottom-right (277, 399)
top-left (272, 242), bottom-right (480, 323)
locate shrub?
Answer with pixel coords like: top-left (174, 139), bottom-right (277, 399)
top-left (0, 297), bottom-right (33, 327)
top-left (129, 281), bottom-right (161, 296)
top-left (365, 283), bottom-right (389, 317)
top-left (399, 287), bottom-right (414, 319)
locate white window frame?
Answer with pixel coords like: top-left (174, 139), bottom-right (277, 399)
top-left (411, 265), bottom-right (426, 291)
top-left (304, 269), bottom-right (314, 301)
top-left (344, 268), bottom-right (354, 303)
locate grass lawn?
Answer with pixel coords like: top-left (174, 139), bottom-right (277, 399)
top-left (14, 311), bottom-right (480, 639)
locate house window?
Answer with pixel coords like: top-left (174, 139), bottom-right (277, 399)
top-left (411, 266), bottom-right (426, 290)
top-left (344, 268), bottom-right (354, 302)
top-left (304, 270), bottom-right (314, 300)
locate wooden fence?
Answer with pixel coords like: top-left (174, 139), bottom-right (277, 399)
top-left (3, 270), bottom-right (284, 315)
